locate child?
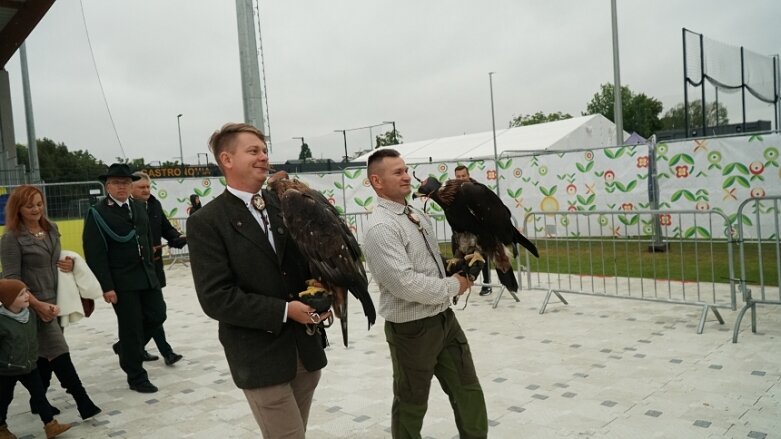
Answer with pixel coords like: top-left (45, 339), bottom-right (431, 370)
top-left (0, 279), bottom-right (71, 439)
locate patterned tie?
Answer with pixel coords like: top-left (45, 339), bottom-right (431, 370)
top-left (250, 194), bottom-right (269, 234)
top-left (403, 205), bottom-right (422, 230)
top-left (403, 205), bottom-right (443, 278)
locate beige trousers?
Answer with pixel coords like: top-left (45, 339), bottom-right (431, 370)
top-left (242, 358), bottom-right (322, 439)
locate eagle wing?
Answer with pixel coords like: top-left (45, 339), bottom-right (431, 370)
top-left (458, 181), bottom-right (539, 257)
top-left (280, 188), bottom-right (376, 346)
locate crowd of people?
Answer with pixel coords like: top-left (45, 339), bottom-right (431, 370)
top-left (0, 122), bottom-right (490, 439)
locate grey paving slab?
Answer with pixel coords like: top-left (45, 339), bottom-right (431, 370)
top-left (3, 265), bottom-right (779, 438)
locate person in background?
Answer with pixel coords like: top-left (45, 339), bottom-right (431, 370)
top-left (0, 279), bottom-right (71, 439)
top-left (83, 163), bottom-right (166, 393)
top-left (188, 122), bottom-right (330, 438)
top-left (188, 195), bottom-right (202, 216)
top-left (454, 165), bottom-right (493, 296)
top-left (125, 171), bottom-right (186, 366)
top-left (1, 185), bottom-right (102, 420)
top-left (363, 149), bottom-right (487, 438)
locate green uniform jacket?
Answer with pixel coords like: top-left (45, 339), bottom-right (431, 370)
top-left (82, 197), bottom-right (159, 293)
top-left (0, 311), bottom-right (38, 376)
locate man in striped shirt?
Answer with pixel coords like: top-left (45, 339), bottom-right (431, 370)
top-left (363, 149), bottom-right (488, 439)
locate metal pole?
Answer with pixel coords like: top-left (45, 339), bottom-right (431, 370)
top-left (489, 72), bottom-right (500, 197)
top-left (741, 46), bottom-right (747, 132)
top-left (235, 0), bottom-right (267, 144)
top-left (699, 34), bottom-right (706, 134)
top-left (683, 28), bottom-right (690, 135)
top-left (611, 0), bottom-right (623, 145)
top-left (335, 130), bottom-right (348, 162)
top-left (382, 121), bottom-right (397, 145)
top-left (177, 114), bottom-right (184, 166)
top-left (20, 43), bottom-right (41, 183)
top-left (773, 55), bottom-right (779, 131)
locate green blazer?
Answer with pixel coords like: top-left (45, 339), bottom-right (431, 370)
top-left (82, 197), bottom-right (159, 293)
top-left (187, 189), bottom-right (327, 389)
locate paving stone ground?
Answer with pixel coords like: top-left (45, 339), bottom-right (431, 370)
top-left (5, 264), bottom-right (779, 438)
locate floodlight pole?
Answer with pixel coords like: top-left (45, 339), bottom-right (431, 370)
top-left (489, 72), bottom-right (500, 197)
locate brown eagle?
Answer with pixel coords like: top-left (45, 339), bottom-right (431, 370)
top-left (414, 177), bottom-right (539, 294)
top-left (268, 175), bottom-right (376, 347)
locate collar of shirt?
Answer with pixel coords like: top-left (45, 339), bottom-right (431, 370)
top-left (108, 194), bottom-right (130, 208)
top-left (226, 186), bottom-right (276, 250)
top-left (377, 197), bottom-right (412, 215)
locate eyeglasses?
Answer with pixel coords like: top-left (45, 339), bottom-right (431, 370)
top-left (107, 180), bottom-right (132, 186)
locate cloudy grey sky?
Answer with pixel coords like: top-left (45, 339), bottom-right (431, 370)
top-left (7, 0), bottom-right (781, 165)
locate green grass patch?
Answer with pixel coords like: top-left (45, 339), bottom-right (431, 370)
top-left (440, 239), bottom-right (779, 287)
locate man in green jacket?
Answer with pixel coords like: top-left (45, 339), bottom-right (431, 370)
top-left (83, 163), bottom-right (165, 393)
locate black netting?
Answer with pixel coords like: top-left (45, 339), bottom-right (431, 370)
top-left (685, 29), bottom-right (779, 105)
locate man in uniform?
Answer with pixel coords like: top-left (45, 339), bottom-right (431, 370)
top-left (83, 163), bottom-right (166, 393)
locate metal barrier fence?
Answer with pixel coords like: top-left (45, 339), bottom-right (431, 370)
top-left (732, 195), bottom-right (781, 342)
top-left (164, 218), bottom-right (190, 268)
top-left (0, 181), bottom-right (105, 222)
top-left (522, 209), bottom-right (736, 334)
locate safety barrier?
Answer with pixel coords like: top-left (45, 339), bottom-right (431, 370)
top-left (163, 217), bottom-right (190, 269)
top-left (732, 195), bottom-right (781, 342)
top-left (522, 209), bottom-right (736, 334)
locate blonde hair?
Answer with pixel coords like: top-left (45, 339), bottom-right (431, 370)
top-left (208, 123), bottom-right (266, 171)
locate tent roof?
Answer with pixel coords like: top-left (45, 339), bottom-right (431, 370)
top-left (356, 114), bottom-right (626, 162)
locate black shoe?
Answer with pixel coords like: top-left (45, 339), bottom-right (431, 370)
top-left (129, 381), bottom-right (158, 393)
top-left (142, 351), bottom-right (159, 362)
top-left (479, 287), bottom-right (492, 296)
top-left (164, 353), bottom-right (183, 366)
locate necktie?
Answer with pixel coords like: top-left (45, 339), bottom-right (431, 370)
top-left (250, 194), bottom-right (269, 234)
top-left (403, 205), bottom-right (444, 278)
top-left (121, 203), bottom-right (132, 219)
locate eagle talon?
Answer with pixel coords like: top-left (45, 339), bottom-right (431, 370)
top-left (464, 252), bottom-right (485, 267)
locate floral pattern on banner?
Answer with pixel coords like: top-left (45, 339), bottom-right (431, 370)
top-left (149, 133), bottom-right (779, 240)
top-left (657, 133), bottom-right (780, 239)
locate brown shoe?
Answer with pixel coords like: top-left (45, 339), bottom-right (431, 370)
top-left (0, 423), bottom-right (18, 439)
top-left (44, 420), bottom-right (71, 439)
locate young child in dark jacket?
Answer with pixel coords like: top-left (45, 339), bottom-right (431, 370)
top-left (0, 279), bottom-right (70, 439)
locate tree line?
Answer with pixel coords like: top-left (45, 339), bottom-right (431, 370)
top-left (509, 83), bottom-right (727, 137)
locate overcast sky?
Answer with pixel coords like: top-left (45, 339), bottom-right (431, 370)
top-left (7, 0), bottom-right (781, 165)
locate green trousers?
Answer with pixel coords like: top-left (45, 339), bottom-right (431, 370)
top-left (385, 308), bottom-right (488, 439)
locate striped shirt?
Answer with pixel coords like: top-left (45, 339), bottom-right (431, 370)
top-left (363, 197), bottom-right (460, 323)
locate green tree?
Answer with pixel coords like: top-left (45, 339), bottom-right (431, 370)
top-left (298, 142), bottom-right (313, 160)
top-left (15, 138), bottom-right (106, 182)
top-left (584, 83), bottom-right (663, 138)
top-left (375, 129), bottom-right (403, 148)
top-left (660, 100), bottom-right (729, 130)
top-left (509, 111), bottom-right (572, 127)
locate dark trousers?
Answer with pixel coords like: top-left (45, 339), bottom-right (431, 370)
top-left (481, 256), bottom-right (491, 284)
top-left (385, 308), bottom-right (488, 439)
top-left (150, 325), bottom-right (173, 357)
top-left (0, 371), bottom-right (54, 425)
top-left (112, 288), bottom-right (166, 384)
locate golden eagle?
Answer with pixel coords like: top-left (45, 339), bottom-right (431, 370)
top-left (414, 177), bottom-right (539, 294)
top-left (268, 176), bottom-right (376, 347)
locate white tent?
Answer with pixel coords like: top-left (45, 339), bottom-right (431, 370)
top-left (356, 114), bottom-right (627, 162)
